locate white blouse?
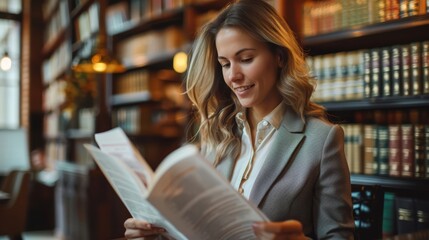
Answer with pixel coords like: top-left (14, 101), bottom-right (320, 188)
top-left (231, 102), bottom-right (286, 199)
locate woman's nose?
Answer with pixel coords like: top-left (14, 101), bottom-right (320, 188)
top-left (229, 64), bottom-right (243, 82)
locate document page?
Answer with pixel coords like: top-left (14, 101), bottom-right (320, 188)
top-left (94, 127), bottom-right (154, 187)
top-left (148, 144), bottom-right (268, 240)
top-left (84, 144), bottom-right (186, 240)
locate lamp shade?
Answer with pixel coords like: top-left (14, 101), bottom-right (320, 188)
top-left (72, 47), bottom-right (125, 73)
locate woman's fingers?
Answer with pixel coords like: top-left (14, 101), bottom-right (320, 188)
top-left (253, 220), bottom-right (305, 240)
top-left (124, 218), bottom-right (166, 239)
top-left (124, 218), bottom-right (151, 230)
top-left (255, 220), bottom-right (303, 233)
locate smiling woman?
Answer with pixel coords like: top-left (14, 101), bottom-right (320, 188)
top-left (215, 26), bottom-right (283, 117)
top-left (123, 0), bottom-right (355, 239)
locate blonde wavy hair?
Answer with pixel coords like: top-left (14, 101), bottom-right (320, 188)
top-left (185, 0), bottom-right (326, 165)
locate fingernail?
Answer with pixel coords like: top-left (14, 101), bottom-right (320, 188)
top-left (252, 222), bottom-right (263, 230)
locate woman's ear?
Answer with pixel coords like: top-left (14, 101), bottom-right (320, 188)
top-left (276, 48), bottom-right (286, 68)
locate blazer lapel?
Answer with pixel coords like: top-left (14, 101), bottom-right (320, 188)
top-left (249, 109), bottom-right (305, 206)
top-left (215, 154), bottom-right (235, 180)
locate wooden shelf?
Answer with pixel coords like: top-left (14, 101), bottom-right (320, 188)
top-left (70, 0), bottom-right (94, 20)
top-left (188, 0), bottom-right (231, 12)
top-left (303, 14), bottom-right (429, 55)
top-left (112, 8), bottom-right (184, 40)
top-left (0, 11), bottom-right (22, 21)
top-left (351, 174), bottom-right (429, 192)
top-left (119, 48), bottom-right (183, 71)
top-left (319, 96), bottom-right (429, 111)
top-left (42, 27), bottom-right (69, 58)
top-left (66, 129), bottom-right (93, 140)
top-left (110, 91), bottom-right (152, 106)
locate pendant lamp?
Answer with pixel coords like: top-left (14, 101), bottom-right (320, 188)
top-left (72, 0), bottom-right (125, 73)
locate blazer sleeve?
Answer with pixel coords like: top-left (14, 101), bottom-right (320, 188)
top-left (314, 124), bottom-right (355, 239)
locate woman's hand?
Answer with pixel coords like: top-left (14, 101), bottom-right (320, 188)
top-left (124, 218), bottom-right (166, 240)
top-left (253, 220), bottom-right (306, 240)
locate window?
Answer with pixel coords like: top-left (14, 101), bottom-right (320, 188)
top-left (0, 1), bottom-right (21, 128)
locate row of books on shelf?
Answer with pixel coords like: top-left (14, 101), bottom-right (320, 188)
top-left (45, 141), bottom-right (67, 170)
top-left (42, 40), bottom-right (72, 84)
top-left (309, 41), bottom-right (429, 102)
top-left (112, 69), bottom-right (185, 106)
top-left (43, 79), bottom-right (67, 112)
top-left (352, 188), bottom-right (429, 239)
top-left (382, 193), bottom-right (429, 237)
top-left (74, 2), bottom-right (99, 43)
top-left (309, 49), bottom-right (364, 101)
top-left (342, 123), bottom-right (429, 178)
top-left (128, 0), bottom-right (225, 22)
top-left (303, 0), bottom-right (428, 36)
top-left (106, 1), bottom-right (131, 35)
top-left (111, 105), bottom-right (187, 137)
top-left (116, 26), bottom-right (186, 68)
top-left (44, 106), bottom-right (95, 139)
top-left (44, 111), bottom-right (70, 138)
top-left (113, 70), bottom-right (151, 95)
top-left (45, 137), bottom-right (94, 168)
top-left (106, 0), bottom-right (218, 35)
top-left (128, 0), bottom-right (187, 23)
top-left (44, 0), bottom-right (69, 45)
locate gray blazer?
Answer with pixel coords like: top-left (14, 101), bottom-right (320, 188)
top-left (214, 108), bottom-right (355, 239)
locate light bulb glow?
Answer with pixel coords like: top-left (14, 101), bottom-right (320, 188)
top-left (93, 62), bottom-right (107, 72)
top-left (0, 55), bottom-right (12, 71)
top-left (173, 52), bottom-right (187, 73)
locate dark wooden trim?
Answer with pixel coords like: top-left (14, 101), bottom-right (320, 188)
top-left (0, 11), bottom-right (22, 21)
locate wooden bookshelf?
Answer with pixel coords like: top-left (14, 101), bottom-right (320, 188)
top-left (297, 0), bottom-right (429, 238)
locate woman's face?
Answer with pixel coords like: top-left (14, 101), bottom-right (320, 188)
top-left (215, 27), bottom-right (282, 114)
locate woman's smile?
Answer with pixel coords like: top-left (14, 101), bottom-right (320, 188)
top-left (234, 84), bottom-right (255, 93)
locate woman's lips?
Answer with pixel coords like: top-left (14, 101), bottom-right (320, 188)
top-left (234, 84), bottom-right (255, 93)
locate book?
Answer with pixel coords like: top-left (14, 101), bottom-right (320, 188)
top-left (84, 127), bottom-right (268, 240)
top-left (426, 125), bottom-right (429, 178)
top-left (377, 125), bottom-right (390, 175)
top-left (401, 44), bottom-right (412, 96)
top-left (351, 124), bottom-right (363, 174)
top-left (410, 42), bottom-right (422, 96)
top-left (388, 125), bottom-right (402, 176)
top-left (422, 41), bottom-right (429, 94)
top-left (396, 196), bottom-right (416, 234)
top-left (371, 48), bottom-right (381, 98)
top-left (391, 45), bottom-right (403, 96)
top-left (363, 49), bottom-right (372, 98)
top-left (381, 47), bottom-right (392, 97)
top-left (401, 124), bottom-right (415, 177)
top-left (415, 198), bottom-right (429, 231)
top-left (414, 124), bottom-right (426, 178)
top-left (382, 192), bottom-right (396, 238)
top-left (363, 124), bottom-right (377, 175)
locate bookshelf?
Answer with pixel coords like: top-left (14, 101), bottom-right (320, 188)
top-left (297, 0), bottom-right (429, 238)
top-left (40, 0), bottom-right (129, 239)
top-left (104, 0), bottom-right (223, 167)
top-left (37, 0), bottom-right (429, 238)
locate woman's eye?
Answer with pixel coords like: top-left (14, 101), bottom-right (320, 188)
top-left (220, 62), bottom-right (230, 68)
top-left (241, 58), bottom-right (253, 63)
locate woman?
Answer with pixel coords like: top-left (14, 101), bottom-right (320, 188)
top-left (125, 0), bottom-right (355, 239)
